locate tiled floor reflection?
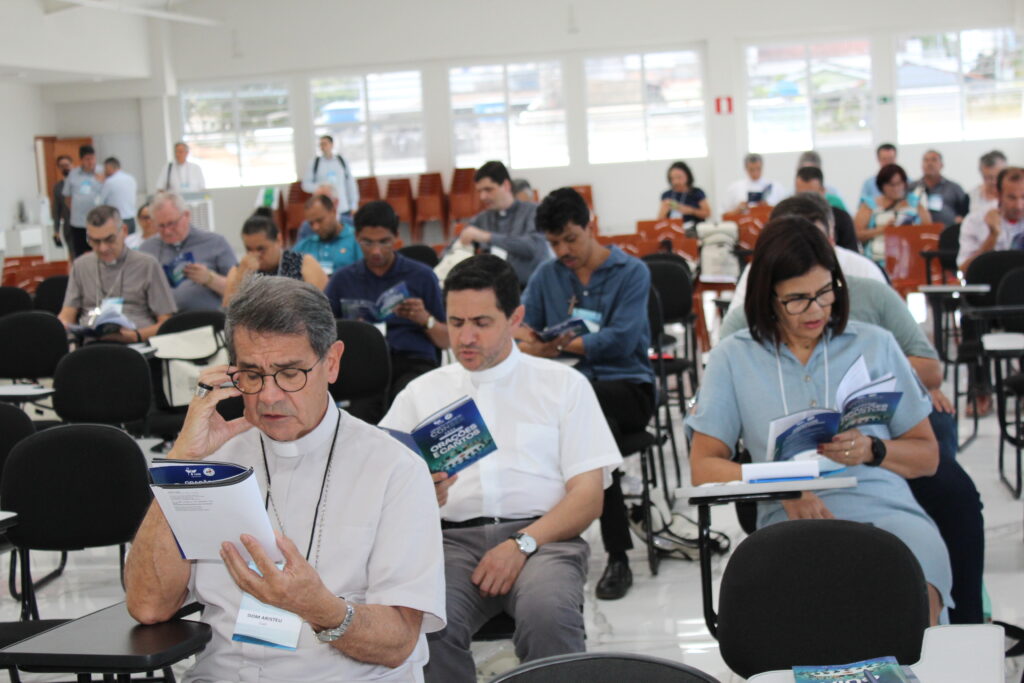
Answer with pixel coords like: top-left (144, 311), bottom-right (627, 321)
top-left (3, 396), bottom-right (1023, 681)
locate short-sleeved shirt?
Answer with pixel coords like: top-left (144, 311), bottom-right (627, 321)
top-left (660, 187), bottom-right (707, 221)
top-left (161, 161), bottom-right (206, 193)
top-left (522, 245), bottom-right (655, 385)
top-left (98, 171), bottom-right (138, 223)
top-left (467, 201), bottom-right (550, 286)
top-left (184, 403), bottom-right (446, 682)
top-left (139, 227), bottom-right (238, 312)
top-left (62, 248), bottom-right (177, 328)
top-left (63, 166), bottom-right (102, 227)
top-left (293, 224), bottom-right (362, 276)
top-left (967, 185), bottom-right (998, 220)
top-left (956, 211), bottom-right (1024, 268)
top-left (911, 176), bottom-right (969, 227)
top-left (324, 254), bottom-right (445, 362)
top-left (722, 177), bottom-right (787, 213)
top-left (380, 344), bottom-right (622, 522)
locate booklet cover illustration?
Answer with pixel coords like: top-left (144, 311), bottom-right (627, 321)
top-left (68, 307), bottom-right (137, 337)
top-left (793, 655), bottom-right (919, 681)
top-left (164, 251), bottom-right (195, 288)
top-left (339, 281), bottom-right (411, 322)
top-left (385, 396), bottom-right (497, 475)
top-left (536, 317), bottom-right (591, 342)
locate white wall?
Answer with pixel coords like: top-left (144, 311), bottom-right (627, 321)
top-left (54, 99), bottom-right (146, 190)
top-left (0, 83), bottom-right (55, 229)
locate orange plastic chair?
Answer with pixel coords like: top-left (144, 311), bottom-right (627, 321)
top-left (885, 223), bottom-right (943, 298)
top-left (385, 179), bottom-right (416, 238)
top-left (414, 172), bottom-right (449, 243)
top-left (357, 177), bottom-right (381, 208)
top-left (449, 168), bottom-right (480, 227)
top-left (636, 219), bottom-right (699, 261)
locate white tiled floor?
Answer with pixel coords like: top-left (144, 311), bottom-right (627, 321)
top-left (3, 387), bottom-right (1024, 681)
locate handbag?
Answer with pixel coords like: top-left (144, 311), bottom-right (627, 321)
top-left (149, 325), bottom-right (230, 407)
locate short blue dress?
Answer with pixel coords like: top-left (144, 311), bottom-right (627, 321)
top-left (686, 320), bottom-right (953, 611)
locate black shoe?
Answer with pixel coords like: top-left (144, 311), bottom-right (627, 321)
top-left (596, 557), bottom-right (633, 600)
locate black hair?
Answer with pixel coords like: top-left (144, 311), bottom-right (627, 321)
top-left (796, 166), bottom-right (824, 184)
top-left (354, 200), bottom-right (399, 235)
top-left (474, 160), bottom-right (511, 186)
top-left (320, 134), bottom-right (334, 144)
top-left (136, 202), bottom-right (150, 219)
top-left (79, 145), bottom-right (95, 158)
top-left (535, 187), bottom-right (590, 235)
top-left (981, 150), bottom-right (1007, 168)
top-left (242, 212), bottom-right (279, 240)
top-left (770, 193), bottom-right (834, 239)
top-left (443, 254), bottom-right (520, 318)
top-left (667, 161), bottom-right (694, 187)
top-left (86, 205), bottom-right (121, 228)
top-left (875, 164), bottom-right (908, 192)
top-left (744, 216), bottom-right (849, 347)
top-left (103, 157), bottom-right (120, 168)
top-left (876, 143), bottom-right (896, 157)
top-left (305, 194), bottom-right (335, 213)
top-left (997, 166), bottom-right (1024, 194)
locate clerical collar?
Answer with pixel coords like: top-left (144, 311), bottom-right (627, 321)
top-left (100, 249), bottom-right (130, 268)
top-left (470, 342), bottom-right (521, 386)
top-left (262, 397), bottom-right (341, 459)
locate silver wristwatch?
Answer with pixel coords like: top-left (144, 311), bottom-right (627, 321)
top-left (315, 601), bottom-right (355, 643)
top-left (510, 532), bottom-right (538, 557)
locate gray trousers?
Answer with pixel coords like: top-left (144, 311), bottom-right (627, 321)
top-left (424, 520), bottom-right (590, 683)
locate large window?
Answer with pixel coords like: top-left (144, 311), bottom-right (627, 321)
top-left (180, 81), bottom-right (294, 189)
top-left (311, 70), bottom-right (426, 177)
top-left (584, 50), bottom-right (706, 164)
top-left (449, 62), bottom-right (568, 169)
top-left (897, 29), bottom-right (1024, 143)
top-left (746, 40), bottom-right (872, 153)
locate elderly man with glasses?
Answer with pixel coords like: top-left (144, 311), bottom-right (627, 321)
top-left (125, 275), bottom-right (446, 682)
top-left (140, 191), bottom-right (237, 311)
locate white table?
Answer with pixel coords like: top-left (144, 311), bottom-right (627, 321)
top-left (0, 385), bottom-right (55, 402)
top-left (919, 284), bottom-right (991, 294)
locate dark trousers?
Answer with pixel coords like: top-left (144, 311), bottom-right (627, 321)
top-left (961, 317), bottom-right (992, 397)
top-left (591, 380), bottom-right (655, 555)
top-left (68, 225), bottom-right (91, 258)
top-left (907, 409), bottom-right (985, 623)
top-left (348, 351), bottom-right (438, 424)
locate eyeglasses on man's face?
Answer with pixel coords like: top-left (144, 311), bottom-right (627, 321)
top-left (155, 214), bottom-right (184, 231)
top-left (775, 284), bottom-right (837, 315)
top-left (228, 357), bottom-right (324, 394)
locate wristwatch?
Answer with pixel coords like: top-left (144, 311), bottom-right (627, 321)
top-left (424, 315), bottom-right (436, 330)
top-left (866, 436), bottom-right (887, 467)
top-left (510, 532), bottom-right (538, 557)
top-left (314, 601), bottom-right (355, 643)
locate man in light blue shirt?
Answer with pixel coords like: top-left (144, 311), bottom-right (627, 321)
top-left (294, 194), bottom-right (362, 277)
top-left (302, 135), bottom-right (358, 218)
top-left (859, 142), bottom-right (897, 202)
top-left (99, 157), bottom-right (138, 234)
top-left (63, 144), bottom-right (103, 258)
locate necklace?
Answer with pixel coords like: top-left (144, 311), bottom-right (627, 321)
top-left (775, 333), bottom-right (831, 415)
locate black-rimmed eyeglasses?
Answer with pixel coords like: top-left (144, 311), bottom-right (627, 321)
top-left (775, 284), bottom-right (838, 315)
top-left (227, 357), bottom-right (324, 394)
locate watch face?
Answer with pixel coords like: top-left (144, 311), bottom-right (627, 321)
top-left (517, 533), bottom-right (537, 555)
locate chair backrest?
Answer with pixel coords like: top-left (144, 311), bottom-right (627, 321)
top-left (0, 403), bottom-right (34, 483)
top-left (329, 320), bottom-right (391, 403)
top-left (157, 310), bottom-right (227, 336)
top-left (0, 286), bottom-right (32, 317)
top-left (398, 244), bottom-right (440, 268)
top-left (53, 344), bottom-right (152, 424)
top-left (996, 265), bottom-right (1024, 333)
top-left (937, 223), bottom-right (961, 273)
top-left (1, 424), bottom-right (151, 551)
top-left (0, 311), bottom-right (69, 380)
top-left (646, 260), bottom-right (694, 323)
top-left (357, 177), bottom-right (381, 202)
top-left (33, 275), bottom-right (69, 315)
top-left (884, 222), bottom-right (942, 294)
top-left (487, 651), bottom-right (721, 682)
top-left (717, 519), bottom-right (929, 678)
top-left (964, 250), bottom-right (1024, 308)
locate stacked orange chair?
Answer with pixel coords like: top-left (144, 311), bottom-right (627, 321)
top-left (449, 169), bottom-right (480, 228)
top-left (282, 182), bottom-right (311, 246)
top-left (885, 223), bottom-right (943, 298)
top-left (414, 173), bottom-right (449, 243)
top-left (357, 177), bottom-right (381, 208)
top-left (386, 179), bottom-right (416, 238)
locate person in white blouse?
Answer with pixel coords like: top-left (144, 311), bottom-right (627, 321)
top-left (125, 276), bottom-right (445, 682)
top-left (722, 152), bottom-right (788, 214)
top-left (161, 141), bottom-right (206, 193)
top-left (380, 255), bottom-right (622, 683)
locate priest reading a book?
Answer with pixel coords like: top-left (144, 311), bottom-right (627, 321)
top-left (125, 275), bottom-right (446, 682)
top-left (686, 217), bottom-right (953, 626)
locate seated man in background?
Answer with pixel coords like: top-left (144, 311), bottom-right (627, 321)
top-left (125, 275), bottom-right (445, 681)
top-left (381, 255), bottom-right (620, 682)
top-left (796, 150), bottom-right (846, 210)
top-left (141, 191), bottom-right (237, 312)
top-left (911, 149), bottom-right (969, 228)
top-left (59, 205), bottom-right (176, 342)
top-left (326, 200), bottom-right (448, 418)
top-left (967, 150), bottom-right (1007, 219)
top-left (458, 161), bottom-right (549, 288)
top-left (859, 142), bottom-right (897, 202)
top-left (516, 187), bottom-right (654, 601)
top-left (294, 193), bottom-right (363, 277)
top-left (222, 211), bottom-right (327, 304)
top-left (512, 178), bottom-right (535, 203)
top-left (723, 152), bottom-right (786, 214)
top-left (794, 167), bottom-right (859, 251)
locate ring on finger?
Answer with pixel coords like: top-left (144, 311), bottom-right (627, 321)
top-left (194, 381), bottom-right (214, 399)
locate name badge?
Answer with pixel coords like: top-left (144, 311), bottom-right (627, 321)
top-left (927, 194), bottom-right (944, 212)
top-left (490, 245), bottom-right (509, 261)
top-left (232, 562), bottom-right (303, 650)
top-left (318, 260), bottom-right (334, 276)
top-left (101, 297), bottom-right (125, 315)
top-left (574, 307), bottom-right (603, 333)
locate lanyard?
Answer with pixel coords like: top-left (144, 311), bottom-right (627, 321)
top-left (258, 409), bottom-right (342, 565)
top-left (774, 335), bottom-right (830, 416)
top-left (96, 255), bottom-right (127, 302)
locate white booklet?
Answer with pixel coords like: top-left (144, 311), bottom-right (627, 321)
top-left (149, 459), bottom-right (282, 563)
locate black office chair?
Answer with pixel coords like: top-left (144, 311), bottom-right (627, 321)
top-left (32, 275), bottom-right (68, 315)
top-left (716, 519), bottom-right (929, 679)
top-left (53, 344), bottom-right (152, 430)
top-left (0, 619), bottom-right (71, 682)
top-left (399, 244), bottom-right (440, 268)
top-left (0, 286), bottom-right (32, 318)
top-left (488, 651), bottom-right (720, 682)
top-left (645, 288), bottom-right (681, 494)
top-left (330, 320), bottom-right (392, 423)
top-left (2, 424), bottom-right (152, 621)
top-left (988, 266), bottom-right (1024, 496)
top-left (0, 311), bottom-right (68, 382)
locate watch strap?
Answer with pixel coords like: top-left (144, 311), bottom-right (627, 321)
top-left (867, 436), bottom-right (887, 467)
top-left (316, 601), bottom-right (355, 642)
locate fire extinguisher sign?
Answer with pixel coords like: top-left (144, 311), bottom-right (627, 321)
top-left (714, 96), bottom-right (734, 115)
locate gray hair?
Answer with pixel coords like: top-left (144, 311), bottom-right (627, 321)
top-left (174, 141), bottom-right (189, 151)
top-left (744, 152), bottom-right (763, 165)
top-left (797, 150), bottom-right (821, 168)
top-left (924, 149), bottom-right (943, 161)
top-left (86, 205), bottom-right (121, 228)
top-left (150, 191), bottom-right (188, 216)
top-left (980, 150), bottom-right (1007, 168)
top-left (511, 178), bottom-right (532, 195)
top-left (225, 275), bottom-right (337, 363)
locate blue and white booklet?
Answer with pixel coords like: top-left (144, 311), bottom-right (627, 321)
top-left (385, 396), bottom-right (497, 475)
top-left (338, 281), bottom-right (411, 322)
top-left (793, 655), bottom-right (919, 681)
top-left (536, 317), bottom-right (591, 342)
top-left (163, 251), bottom-right (195, 288)
top-left (149, 459), bottom-right (282, 563)
top-left (767, 356), bottom-right (903, 470)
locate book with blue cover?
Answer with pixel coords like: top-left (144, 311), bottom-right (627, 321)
top-left (385, 396), bottom-right (497, 475)
top-left (767, 356), bottom-right (903, 469)
top-left (536, 317), bottom-right (591, 342)
top-left (163, 251), bottom-right (195, 288)
top-left (338, 281), bottom-right (411, 322)
top-left (793, 655), bottom-right (919, 681)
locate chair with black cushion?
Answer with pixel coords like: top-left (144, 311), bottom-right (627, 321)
top-left (330, 320), bottom-right (391, 424)
top-left (487, 651), bottom-right (720, 682)
top-left (53, 344), bottom-right (152, 430)
top-left (645, 287), bottom-right (680, 493)
top-left (986, 266), bottom-right (1024, 497)
top-left (2, 424), bottom-right (152, 621)
top-left (644, 259), bottom-right (699, 404)
top-left (399, 244), bottom-right (440, 268)
top-left (0, 404), bottom-right (38, 600)
top-left (32, 275), bottom-right (68, 315)
top-left (716, 519), bottom-right (929, 679)
top-left (0, 311), bottom-right (68, 382)
top-left (0, 286), bottom-right (32, 318)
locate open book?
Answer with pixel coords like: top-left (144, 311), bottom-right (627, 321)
top-left (339, 281), bottom-right (410, 322)
top-left (793, 655), bottom-right (919, 682)
top-left (536, 317), bottom-right (590, 342)
top-left (68, 308), bottom-right (137, 337)
top-left (149, 459), bottom-right (282, 563)
top-left (385, 396), bottom-right (497, 475)
top-left (767, 356), bottom-right (902, 470)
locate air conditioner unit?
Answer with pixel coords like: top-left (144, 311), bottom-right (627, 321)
top-left (182, 193), bottom-right (215, 232)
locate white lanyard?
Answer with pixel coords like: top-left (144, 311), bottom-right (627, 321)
top-left (774, 336), bottom-right (829, 415)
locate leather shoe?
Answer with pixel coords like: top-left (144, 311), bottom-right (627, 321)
top-left (596, 557), bottom-right (632, 600)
